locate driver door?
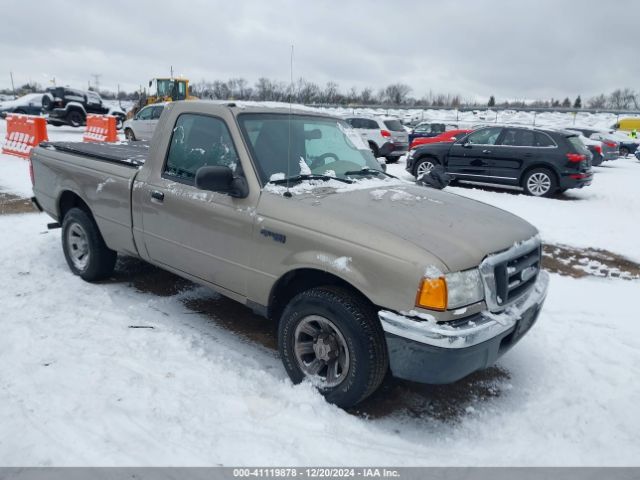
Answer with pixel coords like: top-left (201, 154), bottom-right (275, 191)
top-left (447, 127), bottom-right (503, 179)
top-left (137, 113), bottom-right (257, 297)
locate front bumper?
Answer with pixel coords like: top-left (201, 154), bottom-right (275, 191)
top-left (379, 270), bottom-right (549, 384)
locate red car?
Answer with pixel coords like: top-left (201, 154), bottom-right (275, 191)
top-left (410, 129), bottom-right (472, 150)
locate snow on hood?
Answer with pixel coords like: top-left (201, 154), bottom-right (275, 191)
top-left (259, 181), bottom-right (538, 272)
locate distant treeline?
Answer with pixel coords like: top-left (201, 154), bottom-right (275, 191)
top-left (3, 79), bottom-right (640, 110)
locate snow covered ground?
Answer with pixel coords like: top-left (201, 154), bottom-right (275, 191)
top-left (1, 116), bottom-right (640, 466)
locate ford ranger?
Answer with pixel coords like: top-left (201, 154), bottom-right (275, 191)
top-left (30, 101), bottom-right (549, 408)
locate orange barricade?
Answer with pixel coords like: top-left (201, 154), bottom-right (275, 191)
top-left (2, 114), bottom-right (49, 158)
top-left (83, 114), bottom-right (118, 143)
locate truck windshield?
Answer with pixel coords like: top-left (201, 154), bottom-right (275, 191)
top-left (238, 113), bottom-right (382, 185)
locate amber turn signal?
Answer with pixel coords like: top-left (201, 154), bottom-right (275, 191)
top-left (415, 277), bottom-right (448, 311)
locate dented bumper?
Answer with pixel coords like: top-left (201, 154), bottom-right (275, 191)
top-left (379, 271), bottom-right (549, 384)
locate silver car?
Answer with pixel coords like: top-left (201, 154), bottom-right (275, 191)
top-left (123, 103), bottom-right (165, 141)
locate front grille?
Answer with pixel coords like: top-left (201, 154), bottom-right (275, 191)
top-left (493, 245), bottom-right (541, 307)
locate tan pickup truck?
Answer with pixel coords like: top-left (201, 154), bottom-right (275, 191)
top-left (30, 101), bottom-right (548, 408)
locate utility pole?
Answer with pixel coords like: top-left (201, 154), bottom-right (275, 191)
top-left (170, 66), bottom-right (174, 79)
top-left (9, 71), bottom-right (16, 99)
top-left (90, 73), bottom-right (101, 92)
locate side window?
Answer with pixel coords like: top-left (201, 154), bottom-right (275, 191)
top-left (432, 123), bottom-right (446, 134)
top-left (466, 127), bottom-right (502, 145)
top-left (535, 132), bottom-right (556, 147)
top-left (415, 123), bottom-right (431, 133)
top-left (164, 114), bottom-right (239, 183)
top-left (137, 107), bottom-right (153, 120)
top-left (151, 106), bottom-right (164, 120)
top-left (347, 118), bottom-right (363, 129)
top-left (500, 128), bottom-right (535, 147)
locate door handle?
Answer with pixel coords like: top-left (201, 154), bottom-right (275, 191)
top-left (151, 190), bottom-right (164, 202)
top-left (482, 149), bottom-right (492, 154)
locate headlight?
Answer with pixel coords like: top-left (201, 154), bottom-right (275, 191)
top-left (416, 268), bottom-right (484, 311)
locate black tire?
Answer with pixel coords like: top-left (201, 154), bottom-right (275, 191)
top-left (278, 286), bottom-right (388, 408)
top-left (67, 110), bottom-right (85, 128)
top-left (115, 115), bottom-right (124, 130)
top-left (413, 157), bottom-right (438, 178)
top-left (385, 156), bottom-right (398, 164)
top-left (42, 95), bottom-right (52, 111)
top-left (369, 142), bottom-right (379, 158)
top-left (522, 168), bottom-right (557, 197)
top-left (124, 128), bottom-right (136, 141)
top-left (61, 208), bottom-right (117, 281)
top-left (14, 109), bottom-right (27, 115)
top-left (620, 147), bottom-right (629, 157)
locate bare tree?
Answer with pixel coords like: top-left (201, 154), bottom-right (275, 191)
top-left (382, 83), bottom-right (412, 105)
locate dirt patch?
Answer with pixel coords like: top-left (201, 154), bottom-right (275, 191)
top-left (0, 192), bottom-right (36, 215)
top-left (184, 296), bottom-right (278, 351)
top-left (542, 243), bottom-right (640, 280)
top-left (349, 366), bottom-right (510, 422)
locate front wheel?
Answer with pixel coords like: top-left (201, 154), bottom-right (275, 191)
top-left (414, 157), bottom-right (437, 178)
top-left (522, 168), bottom-right (557, 197)
top-left (124, 128), bottom-right (136, 141)
top-left (62, 208), bottom-right (117, 281)
top-left (278, 286), bottom-right (388, 408)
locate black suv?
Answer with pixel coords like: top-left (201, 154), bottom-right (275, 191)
top-left (42, 87), bottom-right (126, 128)
top-left (406, 126), bottom-right (593, 197)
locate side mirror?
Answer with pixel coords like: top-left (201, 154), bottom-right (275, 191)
top-left (195, 166), bottom-right (248, 198)
top-left (461, 141), bottom-right (472, 148)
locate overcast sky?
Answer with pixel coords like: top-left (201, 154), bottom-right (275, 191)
top-left (1, 0), bottom-right (637, 101)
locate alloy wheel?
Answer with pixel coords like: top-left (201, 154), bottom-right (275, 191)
top-left (293, 315), bottom-right (350, 387)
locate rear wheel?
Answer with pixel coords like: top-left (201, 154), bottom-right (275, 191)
top-left (385, 156), bottom-right (399, 164)
top-left (67, 110), bottom-right (84, 127)
top-left (61, 208), bottom-right (117, 281)
top-left (522, 168), bottom-right (557, 197)
top-left (620, 146), bottom-right (629, 157)
top-left (278, 286), bottom-right (388, 408)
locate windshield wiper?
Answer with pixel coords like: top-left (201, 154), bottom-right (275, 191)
top-left (344, 167), bottom-right (396, 178)
top-left (268, 174), bottom-right (353, 185)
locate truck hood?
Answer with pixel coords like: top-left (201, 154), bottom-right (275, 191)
top-left (259, 181), bottom-right (538, 272)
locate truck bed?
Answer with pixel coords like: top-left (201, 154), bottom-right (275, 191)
top-left (40, 141), bottom-right (149, 167)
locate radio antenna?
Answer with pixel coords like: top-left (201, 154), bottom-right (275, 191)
top-left (285, 44), bottom-right (294, 197)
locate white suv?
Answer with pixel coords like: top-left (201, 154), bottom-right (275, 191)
top-left (344, 115), bottom-right (409, 163)
top-left (123, 103), bottom-right (166, 141)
